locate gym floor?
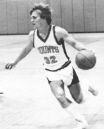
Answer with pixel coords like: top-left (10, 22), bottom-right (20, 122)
top-left (0, 33), bottom-right (104, 129)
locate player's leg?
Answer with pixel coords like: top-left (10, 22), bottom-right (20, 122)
top-left (49, 80), bottom-right (88, 129)
top-left (67, 68), bottom-right (84, 103)
top-left (65, 69), bottom-right (88, 128)
top-left (49, 80), bottom-right (71, 108)
top-left (67, 68), bottom-right (98, 103)
top-left (88, 85), bottom-right (98, 96)
top-left (80, 78), bottom-right (98, 96)
top-left (69, 82), bottom-right (84, 103)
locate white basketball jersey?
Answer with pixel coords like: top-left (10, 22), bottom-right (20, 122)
top-left (34, 25), bottom-right (71, 71)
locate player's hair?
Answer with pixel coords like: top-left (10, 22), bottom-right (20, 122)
top-left (30, 3), bottom-right (53, 25)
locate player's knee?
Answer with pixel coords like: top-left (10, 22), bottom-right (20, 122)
top-left (50, 81), bottom-right (68, 106)
top-left (54, 88), bottom-right (65, 102)
top-left (56, 95), bottom-right (67, 105)
top-left (75, 96), bottom-right (83, 104)
top-left (76, 98), bottom-right (83, 104)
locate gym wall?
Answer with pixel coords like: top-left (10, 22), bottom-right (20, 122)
top-left (0, 0), bottom-right (104, 34)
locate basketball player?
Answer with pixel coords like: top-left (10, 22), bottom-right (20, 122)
top-left (5, 3), bottom-right (98, 129)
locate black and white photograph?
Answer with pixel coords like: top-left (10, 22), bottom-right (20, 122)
top-left (0, 0), bottom-right (104, 129)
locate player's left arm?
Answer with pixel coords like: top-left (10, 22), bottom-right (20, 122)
top-left (56, 27), bottom-right (87, 51)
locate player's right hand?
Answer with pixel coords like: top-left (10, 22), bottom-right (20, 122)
top-left (5, 63), bottom-right (16, 70)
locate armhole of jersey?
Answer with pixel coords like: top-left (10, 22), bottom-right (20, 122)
top-left (33, 30), bottom-right (35, 48)
top-left (53, 26), bottom-right (64, 45)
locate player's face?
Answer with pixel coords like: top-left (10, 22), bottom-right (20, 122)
top-left (30, 10), bottom-right (44, 29)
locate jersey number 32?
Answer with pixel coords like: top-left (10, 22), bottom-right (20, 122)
top-left (44, 56), bottom-right (57, 64)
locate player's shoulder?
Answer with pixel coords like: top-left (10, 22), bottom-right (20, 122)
top-left (29, 30), bottom-right (34, 37)
top-left (53, 25), bottom-right (68, 39)
top-left (28, 30), bottom-right (36, 42)
top-left (27, 31), bottom-right (34, 46)
top-left (54, 26), bottom-right (67, 33)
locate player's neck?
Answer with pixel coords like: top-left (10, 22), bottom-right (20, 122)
top-left (38, 24), bottom-right (50, 36)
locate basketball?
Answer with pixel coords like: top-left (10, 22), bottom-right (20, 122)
top-left (75, 50), bottom-right (96, 70)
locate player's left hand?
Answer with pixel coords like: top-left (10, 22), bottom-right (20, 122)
top-left (5, 63), bottom-right (15, 70)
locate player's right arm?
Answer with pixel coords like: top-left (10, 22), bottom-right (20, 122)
top-left (5, 31), bottom-right (34, 69)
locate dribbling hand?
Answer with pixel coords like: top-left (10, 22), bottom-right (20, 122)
top-left (5, 63), bottom-right (16, 70)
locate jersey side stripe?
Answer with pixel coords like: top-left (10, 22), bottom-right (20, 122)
top-left (53, 26), bottom-right (69, 60)
top-left (33, 30), bottom-right (35, 48)
top-left (62, 42), bottom-right (69, 60)
top-left (53, 26), bottom-right (61, 45)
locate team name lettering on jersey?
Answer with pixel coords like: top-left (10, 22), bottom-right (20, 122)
top-left (38, 46), bottom-right (59, 54)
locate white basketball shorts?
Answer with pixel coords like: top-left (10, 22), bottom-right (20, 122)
top-left (45, 63), bottom-right (74, 86)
